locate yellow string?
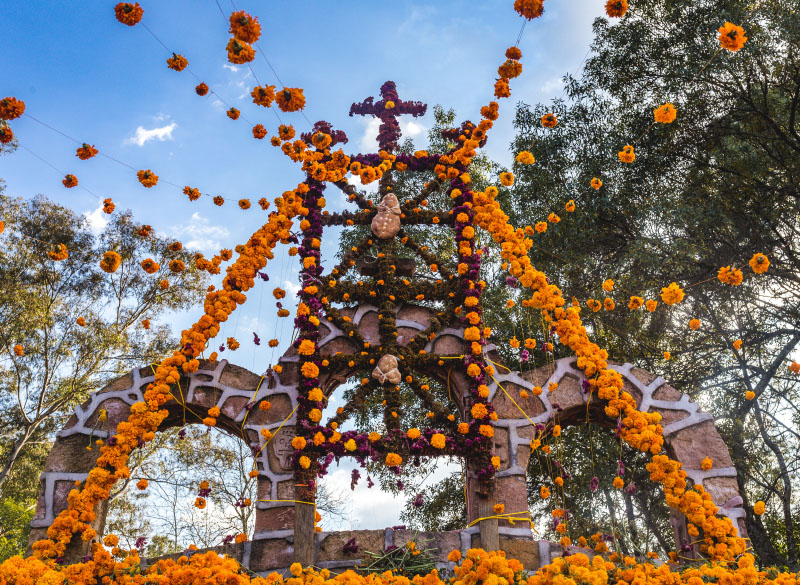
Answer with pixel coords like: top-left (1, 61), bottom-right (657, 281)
top-left (489, 372), bottom-right (538, 427)
top-left (149, 363), bottom-right (206, 424)
top-left (252, 403), bottom-right (299, 462)
top-left (257, 499), bottom-right (316, 507)
top-left (467, 510), bottom-right (536, 529)
top-left (239, 376), bottom-right (266, 435)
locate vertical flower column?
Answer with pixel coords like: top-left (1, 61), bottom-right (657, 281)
top-left (451, 175), bottom-right (500, 550)
top-left (292, 178), bottom-right (325, 565)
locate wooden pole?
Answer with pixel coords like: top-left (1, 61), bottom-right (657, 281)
top-left (478, 494), bottom-right (500, 551)
top-left (294, 501), bottom-right (315, 566)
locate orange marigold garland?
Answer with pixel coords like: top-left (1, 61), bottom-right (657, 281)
top-left (252, 124), bottom-right (267, 139)
top-left (227, 38), bottom-right (255, 64)
top-left (605, 0), bottom-right (628, 18)
top-left (137, 169), bottom-right (158, 187)
top-left (141, 258), bottom-right (160, 274)
top-left (0, 97), bottom-right (25, 120)
top-left (114, 2), bottom-right (143, 26)
top-left (238, 198), bottom-right (251, 210)
top-left (62, 174), bottom-right (78, 188)
top-left (102, 198), bottom-right (115, 214)
top-left (76, 143), bottom-right (98, 159)
top-left (252, 85), bottom-right (276, 107)
top-left (166, 53), bottom-right (188, 72)
top-left (195, 82), bottom-right (209, 96)
top-left (275, 87), bottom-right (306, 112)
top-left (227, 107), bottom-right (240, 120)
top-left (618, 144), bottom-right (635, 163)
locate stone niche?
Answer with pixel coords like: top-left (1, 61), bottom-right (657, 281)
top-left (32, 302), bottom-right (746, 573)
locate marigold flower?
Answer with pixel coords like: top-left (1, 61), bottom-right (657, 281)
top-left (663, 351), bottom-right (671, 360)
top-left (515, 150), bottom-right (535, 165)
top-left (491, 456), bottom-right (501, 469)
top-left (183, 186), bottom-right (201, 201)
top-left (76, 143), bottom-right (98, 160)
top-left (100, 250), bottom-right (122, 273)
top-left (498, 59), bottom-right (523, 79)
top-left (252, 124), bottom-right (267, 139)
top-left (0, 97), bottom-right (25, 121)
top-left (645, 299), bottom-right (658, 312)
top-left (602, 279), bottom-right (614, 292)
top-left (102, 198), bottom-right (115, 214)
top-left (604, 298), bottom-right (615, 311)
top-left (0, 125), bottom-right (13, 144)
top-left (291, 436), bottom-right (306, 450)
top-left (227, 337), bottom-right (240, 351)
top-left (385, 452), bottom-right (402, 466)
top-left (660, 282), bottom-right (685, 305)
top-left (565, 200), bottom-right (575, 212)
top-left (297, 340), bottom-right (316, 355)
top-left (494, 78), bottom-right (511, 98)
top-left (790, 361), bottom-right (800, 375)
top-left (540, 486), bottom-right (550, 499)
top-left (76, 316), bottom-right (86, 327)
top-left (605, 0), bottom-right (628, 18)
top-left (541, 113), bottom-right (557, 128)
top-left (548, 213), bottom-right (560, 223)
top-left (136, 479), bottom-right (148, 490)
top-left (753, 501), bottom-right (765, 515)
top-left (114, 2), bottom-right (143, 26)
top-left (276, 87), bottom-right (306, 113)
top-left (141, 318), bottom-right (150, 329)
top-left (717, 265), bottom-right (743, 285)
top-left (479, 425), bottom-right (494, 438)
top-left (654, 102), bottom-right (677, 124)
top-left (137, 169), bottom-right (158, 187)
top-left (701, 457), bottom-right (713, 471)
top-left (301, 362), bottom-right (320, 378)
top-left (251, 85), bottom-right (275, 107)
top-left (195, 82), bottom-right (209, 96)
top-left (506, 46), bottom-right (522, 60)
top-left (613, 476), bottom-right (624, 489)
top-left (166, 53), bottom-right (188, 72)
top-left (628, 296), bottom-right (644, 310)
top-left (13, 344), bottom-right (24, 357)
top-left (407, 428), bottom-right (421, 440)
top-left (591, 177), bottom-right (603, 190)
top-left (535, 221), bottom-right (547, 233)
top-left (195, 496), bottom-right (206, 509)
top-left (732, 339), bottom-right (742, 350)
top-left (140, 258), bottom-right (159, 274)
top-left (159, 279), bottom-right (169, 289)
top-left (749, 253), bottom-right (769, 274)
top-left (62, 174), bottom-right (78, 188)
top-left (431, 433), bottom-right (446, 449)
top-left (227, 38), bottom-right (256, 64)
top-left (229, 10), bottom-right (261, 43)
top-left (514, 0), bottom-right (544, 20)
top-left (48, 243), bottom-right (69, 261)
top-left (718, 22), bottom-right (747, 52)
top-left (213, 195), bottom-right (224, 206)
top-left (618, 144), bottom-right (635, 163)
top-left (168, 259), bottom-right (185, 273)
top-left (689, 318), bottom-right (701, 330)
top-left (227, 107), bottom-right (240, 120)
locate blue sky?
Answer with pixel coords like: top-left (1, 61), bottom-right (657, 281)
top-left (2, 0), bottom-right (605, 529)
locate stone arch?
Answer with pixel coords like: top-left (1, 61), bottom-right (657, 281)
top-left (486, 357), bottom-right (747, 565)
top-left (32, 305), bottom-right (745, 572)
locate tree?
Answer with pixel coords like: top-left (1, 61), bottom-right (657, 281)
top-left (508, 0), bottom-right (800, 568)
top-left (0, 192), bottom-right (208, 559)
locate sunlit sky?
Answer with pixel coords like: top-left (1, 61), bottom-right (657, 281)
top-left (2, 0), bottom-right (607, 530)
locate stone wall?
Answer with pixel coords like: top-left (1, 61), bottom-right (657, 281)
top-left (30, 302), bottom-right (745, 571)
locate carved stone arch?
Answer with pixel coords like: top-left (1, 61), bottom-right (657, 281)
top-left (485, 357), bottom-right (747, 565)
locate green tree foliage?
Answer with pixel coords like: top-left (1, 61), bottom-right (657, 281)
top-left (508, 0), bottom-right (800, 568)
top-left (0, 192), bottom-right (208, 560)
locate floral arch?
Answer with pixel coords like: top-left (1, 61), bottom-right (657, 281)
top-left (31, 313), bottom-right (746, 572)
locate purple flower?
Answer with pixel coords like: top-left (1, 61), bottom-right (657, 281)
top-left (253, 332), bottom-right (261, 346)
top-left (506, 276), bottom-right (519, 288)
top-left (521, 349), bottom-right (530, 362)
top-left (219, 344), bottom-right (225, 353)
top-left (350, 469), bottom-right (361, 491)
top-left (589, 476), bottom-right (599, 492)
top-left (134, 536), bottom-right (148, 550)
top-left (617, 459), bottom-right (626, 477)
top-left (624, 482), bottom-right (637, 495)
top-left (367, 475), bottom-right (374, 488)
top-left (581, 379), bottom-right (591, 394)
top-left (413, 493), bottom-right (424, 508)
top-left (343, 537), bottom-right (359, 554)
top-left (258, 271), bottom-right (269, 281)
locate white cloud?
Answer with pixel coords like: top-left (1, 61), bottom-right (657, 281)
top-left (83, 204), bottom-right (109, 235)
top-left (541, 77), bottom-right (564, 94)
top-left (126, 122), bottom-right (177, 147)
top-left (401, 119), bottom-right (425, 138)
top-left (170, 212), bottom-right (230, 255)
top-left (223, 64), bottom-right (239, 72)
